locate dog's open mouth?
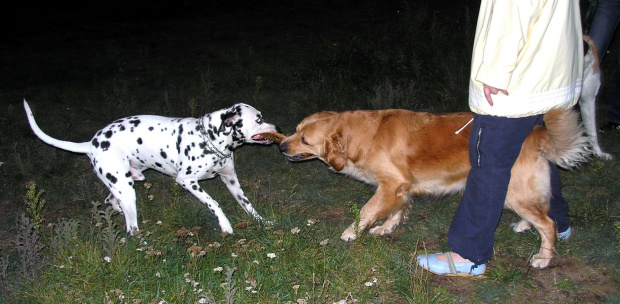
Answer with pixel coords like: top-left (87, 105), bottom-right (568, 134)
top-left (252, 132), bottom-right (286, 144)
top-left (286, 153), bottom-right (317, 162)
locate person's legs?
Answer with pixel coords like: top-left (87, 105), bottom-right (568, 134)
top-left (605, 62), bottom-right (620, 126)
top-left (548, 165), bottom-right (572, 235)
top-left (587, 0), bottom-right (620, 61)
top-left (447, 114), bottom-right (540, 266)
top-left (588, 0), bottom-right (620, 128)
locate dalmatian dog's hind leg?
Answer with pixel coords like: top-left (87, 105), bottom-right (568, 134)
top-left (129, 163), bottom-right (147, 181)
top-left (105, 193), bottom-right (123, 213)
top-left (94, 159), bottom-right (140, 235)
top-left (176, 177), bottom-right (234, 235)
top-left (101, 181), bottom-right (140, 235)
top-left (105, 167), bottom-right (147, 215)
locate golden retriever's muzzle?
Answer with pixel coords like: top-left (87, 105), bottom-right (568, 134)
top-left (278, 142), bottom-right (317, 161)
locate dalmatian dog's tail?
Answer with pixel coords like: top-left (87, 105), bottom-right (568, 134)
top-left (23, 100), bottom-right (91, 154)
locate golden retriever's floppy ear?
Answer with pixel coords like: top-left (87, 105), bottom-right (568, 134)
top-left (324, 133), bottom-right (347, 171)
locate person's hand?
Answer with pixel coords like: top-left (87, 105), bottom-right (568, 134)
top-left (483, 84), bottom-right (509, 106)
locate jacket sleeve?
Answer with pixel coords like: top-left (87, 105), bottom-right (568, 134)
top-left (474, 0), bottom-right (543, 90)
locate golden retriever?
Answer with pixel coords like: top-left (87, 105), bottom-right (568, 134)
top-left (279, 108), bottom-right (588, 268)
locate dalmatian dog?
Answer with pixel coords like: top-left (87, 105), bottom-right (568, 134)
top-left (24, 100), bottom-right (278, 235)
top-left (581, 36), bottom-right (613, 160)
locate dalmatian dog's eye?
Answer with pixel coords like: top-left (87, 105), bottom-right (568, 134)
top-left (255, 117), bottom-right (263, 124)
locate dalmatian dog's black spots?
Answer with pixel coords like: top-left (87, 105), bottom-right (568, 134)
top-left (106, 173), bottom-right (118, 184)
top-left (129, 119), bottom-right (141, 127)
top-left (23, 100), bottom-right (279, 235)
top-left (100, 141), bottom-right (111, 151)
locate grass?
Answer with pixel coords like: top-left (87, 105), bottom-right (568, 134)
top-left (1, 0), bottom-right (619, 303)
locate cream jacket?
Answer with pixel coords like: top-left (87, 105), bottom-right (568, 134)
top-left (469, 0), bottom-right (583, 118)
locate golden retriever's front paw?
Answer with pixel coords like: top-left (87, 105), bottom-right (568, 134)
top-left (530, 253), bottom-right (551, 268)
top-left (340, 228), bottom-right (357, 242)
top-left (369, 225), bottom-right (394, 236)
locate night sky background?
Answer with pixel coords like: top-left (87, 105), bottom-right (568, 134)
top-left (1, 0), bottom-right (481, 96)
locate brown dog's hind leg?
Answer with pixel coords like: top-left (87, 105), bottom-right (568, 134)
top-left (507, 198), bottom-right (556, 268)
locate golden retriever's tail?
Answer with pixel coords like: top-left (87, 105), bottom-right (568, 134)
top-left (540, 108), bottom-right (591, 169)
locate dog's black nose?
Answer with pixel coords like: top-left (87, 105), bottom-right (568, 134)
top-left (278, 143), bottom-right (287, 153)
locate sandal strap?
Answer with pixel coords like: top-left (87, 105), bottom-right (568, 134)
top-left (444, 252), bottom-right (457, 275)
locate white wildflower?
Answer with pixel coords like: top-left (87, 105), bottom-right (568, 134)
top-left (155, 272), bottom-right (161, 278)
top-left (267, 253), bottom-right (277, 259)
top-left (103, 256), bottom-right (111, 263)
top-left (291, 227), bottom-right (301, 234)
top-left (231, 253), bottom-right (238, 258)
top-left (213, 267), bottom-right (223, 272)
top-left (319, 239), bottom-right (329, 246)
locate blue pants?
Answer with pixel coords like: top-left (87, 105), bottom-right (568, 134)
top-left (447, 114), bottom-right (570, 265)
top-left (588, 0), bottom-right (620, 124)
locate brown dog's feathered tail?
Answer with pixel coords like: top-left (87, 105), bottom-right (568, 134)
top-left (539, 108), bottom-right (591, 169)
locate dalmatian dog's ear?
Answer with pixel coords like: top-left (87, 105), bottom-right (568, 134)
top-left (218, 108), bottom-right (241, 133)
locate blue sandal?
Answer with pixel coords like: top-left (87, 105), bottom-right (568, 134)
top-left (416, 252), bottom-right (486, 277)
top-left (557, 226), bottom-right (572, 241)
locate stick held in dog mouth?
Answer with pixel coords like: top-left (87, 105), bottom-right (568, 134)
top-left (259, 132), bottom-right (286, 144)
